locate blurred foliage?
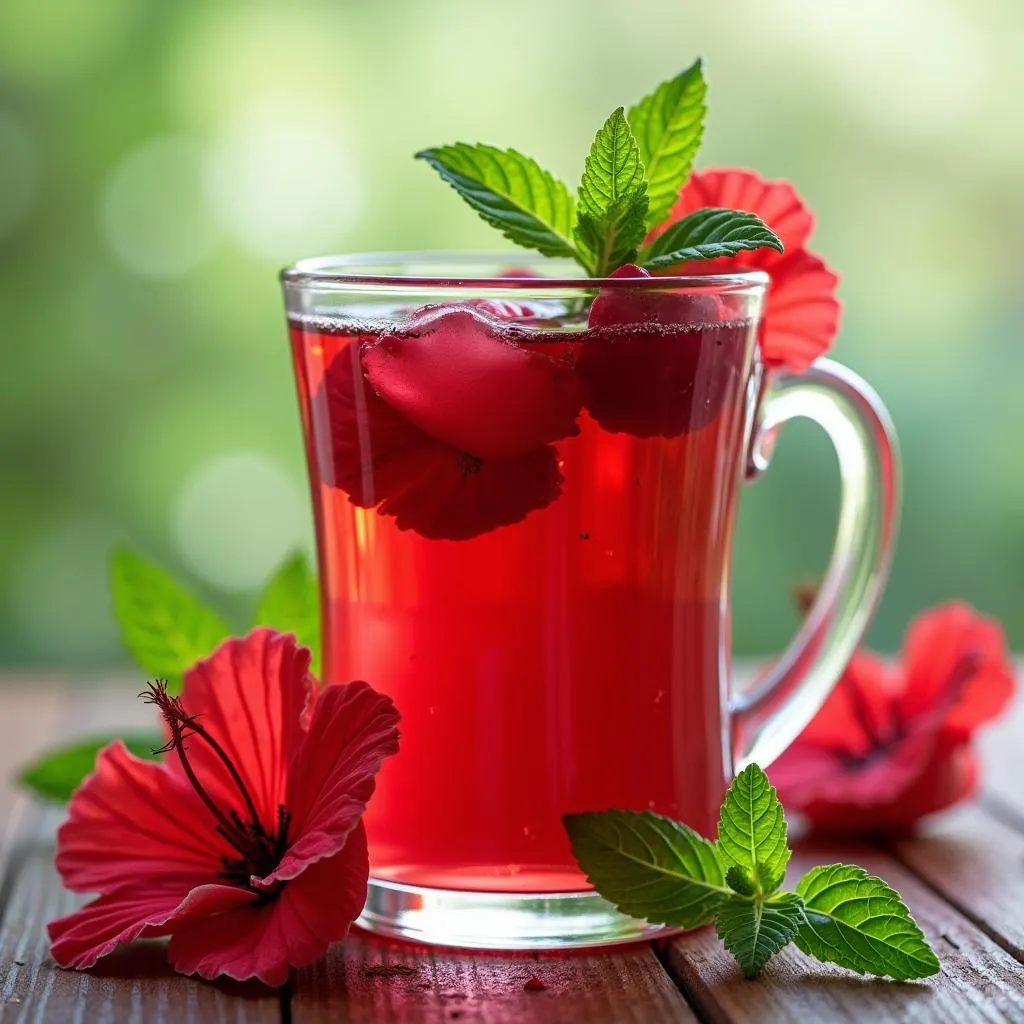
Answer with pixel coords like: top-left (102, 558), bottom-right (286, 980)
top-left (1, 0), bottom-right (1022, 668)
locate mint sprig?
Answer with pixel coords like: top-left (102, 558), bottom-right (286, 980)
top-left (564, 765), bottom-right (939, 982)
top-left (415, 144), bottom-right (577, 259)
top-left (417, 60), bottom-right (783, 278)
top-left (573, 107), bottom-right (649, 277)
top-left (642, 208), bottom-right (784, 270)
top-left (564, 809), bottom-right (729, 929)
top-left (20, 548), bottom-right (323, 804)
top-left (627, 59), bottom-right (707, 230)
top-left (111, 548), bottom-right (230, 694)
top-left (795, 864), bottom-right (941, 979)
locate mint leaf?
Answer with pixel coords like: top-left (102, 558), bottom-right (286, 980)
top-left (111, 548), bottom-right (230, 693)
top-left (19, 734), bottom-right (162, 803)
top-left (717, 764), bottom-right (790, 896)
top-left (795, 864), bottom-right (940, 979)
top-left (642, 208), bottom-right (783, 270)
top-left (416, 144), bottom-right (577, 260)
top-left (254, 551), bottom-right (321, 676)
top-left (574, 107), bottom-right (649, 276)
top-left (716, 892), bottom-right (805, 979)
top-left (726, 865), bottom-right (756, 897)
top-left (627, 60), bottom-right (707, 230)
top-left (563, 809), bottom-right (728, 928)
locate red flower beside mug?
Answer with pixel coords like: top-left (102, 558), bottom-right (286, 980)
top-left (771, 603), bottom-right (1017, 832)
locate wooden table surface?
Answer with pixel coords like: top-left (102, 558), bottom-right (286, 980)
top-left (2, 677), bottom-right (1024, 1023)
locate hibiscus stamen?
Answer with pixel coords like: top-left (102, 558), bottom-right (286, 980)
top-left (140, 681), bottom-right (279, 874)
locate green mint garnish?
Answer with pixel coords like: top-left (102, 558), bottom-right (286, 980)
top-left (20, 549), bottom-right (325, 805)
top-left (716, 891), bottom-right (806, 979)
top-left (564, 764), bottom-right (940, 982)
top-left (627, 59), bottom-right (707, 230)
top-left (414, 144), bottom-right (577, 260)
top-left (573, 107), bottom-right (649, 277)
top-left (563, 809), bottom-right (729, 929)
top-left (795, 864), bottom-right (942, 980)
top-left (252, 550), bottom-right (321, 676)
top-left (417, 60), bottom-right (783, 278)
top-left (717, 762), bottom-right (790, 896)
top-left (18, 734), bottom-right (162, 804)
top-left (111, 547), bottom-right (231, 694)
top-left (642, 208), bottom-right (785, 271)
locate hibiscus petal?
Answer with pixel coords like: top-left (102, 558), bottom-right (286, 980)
top-left (171, 630), bottom-right (314, 832)
top-left (656, 168), bottom-right (815, 257)
top-left (48, 879), bottom-right (198, 970)
top-left (900, 602), bottom-right (1016, 738)
top-left (168, 822), bottom-right (369, 987)
top-left (363, 305), bottom-right (581, 460)
top-left (785, 737), bottom-right (978, 834)
top-left (758, 248), bottom-right (841, 370)
top-left (580, 268), bottom-right (745, 437)
top-left (321, 343), bottom-right (567, 540)
top-left (781, 651), bottom-right (897, 757)
top-left (268, 683), bottom-right (399, 883)
top-left (652, 168), bottom-right (840, 372)
top-left (55, 741), bottom-right (226, 896)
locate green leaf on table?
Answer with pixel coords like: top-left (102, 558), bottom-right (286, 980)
top-left (254, 551), bottom-right (321, 676)
top-left (717, 764), bottom-right (790, 895)
top-left (111, 548), bottom-right (230, 693)
top-left (563, 809), bottom-right (729, 928)
top-left (794, 864), bottom-right (941, 979)
top-left (573, 107), bottom-right (649, 276)
top-left (19, 733), bottom-right (162, 803)
top-left (715, 891), bottom-right (805, 979)
top-left (627, 59), bottom-right (707, 230)
top-left (642, 208), bottom-right (783, 270)
top-left (416, 143), bottom-right (578, 259)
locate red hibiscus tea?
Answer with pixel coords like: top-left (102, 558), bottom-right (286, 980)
top-left (282, 255), bottom-right (897, 949)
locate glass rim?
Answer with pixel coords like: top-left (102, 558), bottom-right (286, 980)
top-left (280, 251), bottom-right (770, 292)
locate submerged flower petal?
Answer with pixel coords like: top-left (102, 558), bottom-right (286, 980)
top-left (363, 305), bottom-right (580, 460)
top-left (168, 823), bottom-right (369, 987)
top-left (576, 264), bottom-right (746, 437)
top-left (321, 342), bottom-right (567, 540)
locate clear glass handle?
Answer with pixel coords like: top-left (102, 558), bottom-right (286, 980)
top-left (731, 357), bottom-right (900, 771)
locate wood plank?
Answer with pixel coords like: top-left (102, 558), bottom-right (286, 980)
top-left (890, 802), bottom-right (1024, 960)
top-left (664, 844), bottom-right (1024, 1024)
top-left (0, 681), bottom-right (281, 1023)
top-left (291, 934), bottom-right (697, 1023)
top-left (0, 684), bottom-right (63, 909)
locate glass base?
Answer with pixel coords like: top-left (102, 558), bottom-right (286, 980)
top-left (357, 876), bottom-right (676, 950)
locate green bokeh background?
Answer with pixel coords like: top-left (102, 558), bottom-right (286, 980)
top-left (1, 0), bottom-right (1021, 669)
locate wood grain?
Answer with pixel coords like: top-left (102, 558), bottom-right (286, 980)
top-left (291, 933), bottom-right (698, 1023)
top-left (665, 844), bottom-right (1024, 1024)
top-left (0, 840), bottom-right (280, 1024)
top-left (0, 684), bottom-right (63, 913)
top-left (0, 681), bottom-right (280, 1023)
top-left (890, 803), bottom-right (1024, 960)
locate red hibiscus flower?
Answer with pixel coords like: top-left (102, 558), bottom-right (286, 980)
top-left (654, 168), bottom-right (841, 371)
top-left (575, 264), bottom-right (747, 437)
top-left (320, 304), bottom-right (580, 541)
top-left (47, 629), bottom-right (400, 986)
top-left (770, 603), bottom-right (1016, 833)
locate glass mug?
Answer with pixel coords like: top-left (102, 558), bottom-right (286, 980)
top-left (281, 254), bottom-right (898, 949)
